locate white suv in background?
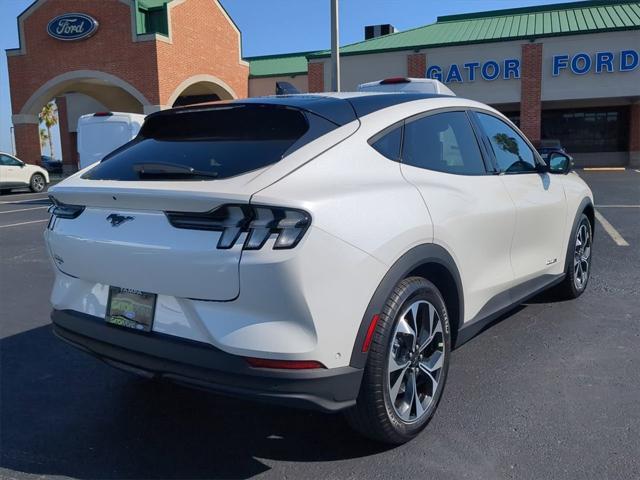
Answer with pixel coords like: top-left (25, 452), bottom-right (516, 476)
top-left (46, 87), bottom-right (593, 444)
top-left (0, 152), bottom-right (49, 193)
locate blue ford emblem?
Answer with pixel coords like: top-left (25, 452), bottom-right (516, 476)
top-left (47, 13), bottom-right (99, 41)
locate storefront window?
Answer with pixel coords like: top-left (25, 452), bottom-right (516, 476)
top-left (541, 107), bottom-right (629, 153)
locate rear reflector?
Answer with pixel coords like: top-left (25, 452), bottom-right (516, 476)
top-left (380, 77), bottom-right (410, 85)
top-left (361, 314), bottom-right (381, 352)
top-left (245, 357), bottom-right (326, 370)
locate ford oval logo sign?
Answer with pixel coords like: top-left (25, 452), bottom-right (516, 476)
top-left (47, 13), bottom-right (99, 41)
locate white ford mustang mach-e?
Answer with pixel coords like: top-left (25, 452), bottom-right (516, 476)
top-left (46, 85), bottom-right (593, 444)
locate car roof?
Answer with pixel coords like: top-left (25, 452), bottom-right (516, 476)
top-left (152, 92), bottom-right (454, 127)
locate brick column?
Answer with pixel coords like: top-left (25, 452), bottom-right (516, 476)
top-left (407, 53), bottom-right (426, 78)
top-left (12, 120), bottom-right (40, 165)
top-left (520, 43), bottom-right (543, 142)
top-left (308, 62), bottom-right (325, 93)
top-left (55, 96), bottom-right (76, 171)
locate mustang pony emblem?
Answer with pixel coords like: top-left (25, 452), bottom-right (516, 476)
top-left (106, 214), bottom-right (134, 227)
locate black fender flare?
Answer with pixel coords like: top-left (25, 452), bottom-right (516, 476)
top-left (349, 243), bottom-right (464, 369)
top-left (562, 197), bottom-right (594, 274)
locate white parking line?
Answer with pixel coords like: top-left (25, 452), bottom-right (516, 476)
top-left (595, 209), bottom-right (629, 247)
top-left (0, 206), bottom-right (49, 214)
top-left (0, 219), bottom-right (48, 229)
top-left (0, 197), bottom-right (50, 205)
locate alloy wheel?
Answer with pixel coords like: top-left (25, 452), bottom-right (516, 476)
top-left (387, 300), bottom-right (445, 423)
top-left (573, 222), bottom-right (591, 290)
top-left (32, 175), bottom-right (45, 192)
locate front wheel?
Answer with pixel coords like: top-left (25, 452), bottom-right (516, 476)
top-left (30, 173), bottom-right (46, 193)
top-left (555, 213), bottom-right (593, 299)
top-left (345, 277), bottom-right (451, 444)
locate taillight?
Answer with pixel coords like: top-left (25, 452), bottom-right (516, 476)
top-left (48, 196), bottom-right (85, 219)
top-left (166, 204), bottom-right (311, 250)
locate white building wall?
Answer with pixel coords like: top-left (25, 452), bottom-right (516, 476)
top-left (541, 30), bottom-right (640, 102)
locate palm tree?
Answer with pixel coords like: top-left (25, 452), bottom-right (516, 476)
top-left (39, 128), bottom-right (49, 150)
top-left (39, 101), bottom-right (58, 157)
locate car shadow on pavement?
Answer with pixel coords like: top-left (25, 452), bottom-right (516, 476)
top-left (0, 325), bottom-right (390, 479)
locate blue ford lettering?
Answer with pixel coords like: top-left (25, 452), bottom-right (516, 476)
top-left (427, 58), bottom-right (521, 83)
top-left (553, 49), bottom-right (639, 76)
top-left (47, 13), bottom-right (99, 41)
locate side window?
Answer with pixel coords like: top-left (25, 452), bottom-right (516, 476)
top-left (370, 126), bottom-right (402, 161)
top-left (475, 113), bottom-right (537, 173)
top-left (402, 111), bottom-right (486, 175)
top-left (1, 155), bottom-right (22, 166)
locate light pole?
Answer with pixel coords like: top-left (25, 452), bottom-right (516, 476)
top-left (330, 0), bottom-right (341, 92)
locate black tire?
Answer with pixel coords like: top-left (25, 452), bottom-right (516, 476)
top-left (555, 213), bottom-right (593, 299)
top-left (29, 173), bottom-right (46, 193)
top-left (345, 276), bottom-right (451, 444)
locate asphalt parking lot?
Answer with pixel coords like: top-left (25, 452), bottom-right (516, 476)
top-left (1, 170), bottom-right (638, 480)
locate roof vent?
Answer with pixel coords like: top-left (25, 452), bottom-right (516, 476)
top-left (364, 24), bottom-right (396, 40)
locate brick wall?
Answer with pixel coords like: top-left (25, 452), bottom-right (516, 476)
top-left (407, 53), bottom-right (426, 78)
top-left (13, 123), bottom-right (40, 165)
top-left (156, 0), bottom-right (248, 104)
top-left (520, 43), bottom-right (543, 142)
top-left (7, 0), bottom-right (161, 114)
top-left (308, 62), bottom-right (324, 93)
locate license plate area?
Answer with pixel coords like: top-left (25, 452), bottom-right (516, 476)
top-left (106, 286), bottom-right (157, 332)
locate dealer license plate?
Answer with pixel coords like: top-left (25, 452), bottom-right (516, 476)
top-left (105, 286), bottom-right (157, 332)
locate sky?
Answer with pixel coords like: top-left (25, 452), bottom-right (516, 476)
top-left (0, 0), bottom-right (584, 158)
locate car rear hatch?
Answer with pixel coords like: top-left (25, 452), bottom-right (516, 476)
top-left (46, 100), bottom-right (357, 301)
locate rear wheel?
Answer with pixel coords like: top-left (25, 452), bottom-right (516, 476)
top-left (30, 173), bottom-right (46, 193)
top-left (556, 213), bottom-right (592, 299)
top-left (345, 277), bottom-right (451, 444)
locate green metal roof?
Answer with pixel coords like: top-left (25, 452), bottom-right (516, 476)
top-left (307, 0), bottom-right (640, 59)
top-left (245, 51), bottom-right (315, 78)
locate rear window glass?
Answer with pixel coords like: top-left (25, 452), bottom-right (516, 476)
top-left (82, 105), bottom-right (322, 181)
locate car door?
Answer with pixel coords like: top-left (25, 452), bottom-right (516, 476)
top-left (0, 154), bottom-right (26, 187)
top-left (472, 111), bottom-right (567, 283)
top-left (398, 109), bottom-right (517, 323)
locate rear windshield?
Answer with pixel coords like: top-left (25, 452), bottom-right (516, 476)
top-left (82, 104), bottom-right (333, 181)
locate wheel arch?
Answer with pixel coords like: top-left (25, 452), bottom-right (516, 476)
top-left (349, 243), bottom-right (464, 369)
top-left (563, 197), bottom-right (595, 274)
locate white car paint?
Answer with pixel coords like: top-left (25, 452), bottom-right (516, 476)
top-left (0, 152), bottom-right (50, 192)
top-left (46, 94), bottom-right (593, 371)
top-left (77, 112), bottom-right (145, 170)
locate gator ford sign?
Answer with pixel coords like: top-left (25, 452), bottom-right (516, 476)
top-left (47, 13), bottom-right (99, 41)
top-left (427, 49), bottom-right (639, 84)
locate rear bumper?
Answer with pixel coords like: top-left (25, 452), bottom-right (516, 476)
top-left (51, 309), bottom-right (362, 413)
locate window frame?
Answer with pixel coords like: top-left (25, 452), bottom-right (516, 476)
top-left (469, 109), bottom-right (546, 175)
top-left (367, 107), bottom-right (494, 176)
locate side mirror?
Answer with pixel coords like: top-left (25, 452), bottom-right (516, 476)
top-left (548, 152), bottom-right (572, 174)
top-left (18, 162), bottom-right (25, 168)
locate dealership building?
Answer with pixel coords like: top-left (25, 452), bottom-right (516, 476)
top-left (6, 0), bottom-right (640, 168)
